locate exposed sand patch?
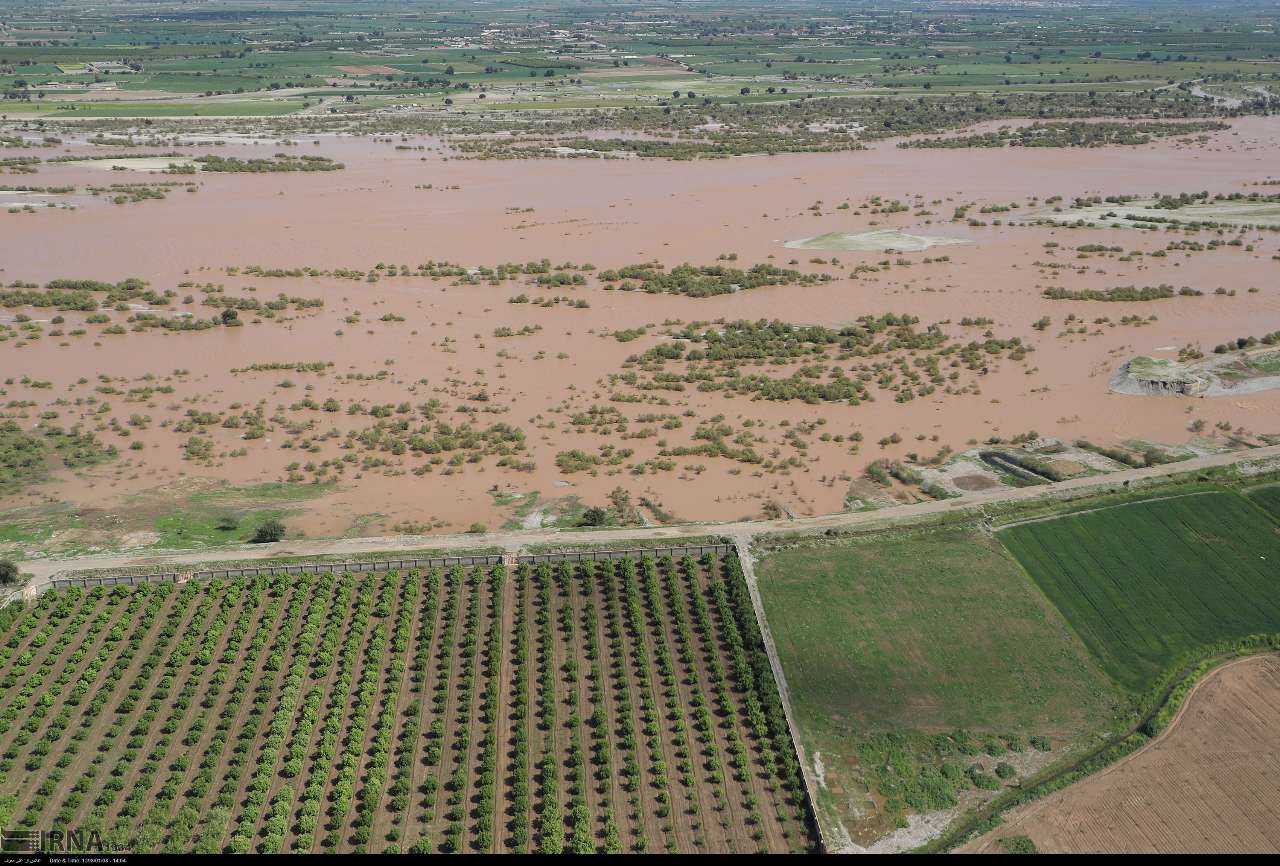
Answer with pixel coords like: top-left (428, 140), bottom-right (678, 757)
top-left (1023, 197), bottom-right (1280, 228)
top-left (2, 190), bottom-right (65, 208)
top-left (75, 157), bottom-right (198, 173)
top-left (1112, 350), bottom-right (1280, 397)
top-left (784, 229), bottom-right (973, 252)
top-left (844, 808), bottom-right (963, 854)
top-left (812, 751), bottom-right (827, 788)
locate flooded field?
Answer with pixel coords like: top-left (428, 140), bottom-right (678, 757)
top-left (3, 118), bottom-right (1280, 544)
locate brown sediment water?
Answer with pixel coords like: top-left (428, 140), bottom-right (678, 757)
top-left (2, 118), bottom-right (1278, 538)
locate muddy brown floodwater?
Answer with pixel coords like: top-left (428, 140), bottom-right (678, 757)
top-left (2, 118), bottom-right (1279, 539)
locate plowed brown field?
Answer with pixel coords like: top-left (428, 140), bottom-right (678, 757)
top-left (963, 654), bottom-right (1280, 854)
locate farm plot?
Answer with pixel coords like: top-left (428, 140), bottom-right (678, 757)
top-left (755, 526), bottom-right (1115, 848)
top-left (999, 491), bottom-right (1280, 692)
top-left (962, 654), bottom-right (1280, 854)
top-left (0, 554), bottom-right (813, 854)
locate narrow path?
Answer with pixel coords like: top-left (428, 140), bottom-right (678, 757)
top-left (15, 444), bottom-right (1279, 594)
top-left (733, 534), bottom-right (827, 854)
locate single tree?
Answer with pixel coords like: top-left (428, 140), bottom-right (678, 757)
top-left (252, 519), bottom-right (286, 544)
top-left (580, 506), bottom-right (609, 527)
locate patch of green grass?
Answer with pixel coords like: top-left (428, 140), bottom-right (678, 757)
top-left (194, 480), bottom-right (330, 504)
top-left (495, 489), bottom-right (539, 529)
top-left (147, 480), bottom-right (328, 549)
top-left (1246, 352), bottom-right (1280, 376)
top-left (758, 525), bottom-right (1115, 737)
top-left (152, 508), bottom-right (290, 550)
top-left (757, 524), bottom-right (1113, 842)
top-left (999, 490), bottom-right (1280, 691)
top-left (0, 513), bottom-right (78, 546)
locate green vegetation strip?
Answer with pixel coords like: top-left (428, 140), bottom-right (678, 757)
top-left (1247, 484), bottom-right (1280, 520)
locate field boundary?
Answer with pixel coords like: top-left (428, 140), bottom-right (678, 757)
top-left (961, 652), bottom-right (1280, 853)
top-left (6, 545), bottom-right (738, 605)
top-left (191, 553), bottom-right (503, 581)
top-left (991, 489), bottom-right (1219, 532)
top-left (516, 543), bottom-right (734, 564)
top-left (50, 572), bottom-right (180, 591)
top-left (921, 636), bottom-right (1280, 852)
top-left (733, 534), bottom-right (829, 853)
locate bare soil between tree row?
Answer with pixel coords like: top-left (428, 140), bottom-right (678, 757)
top-left (0, 554), bottom-right (812, 854)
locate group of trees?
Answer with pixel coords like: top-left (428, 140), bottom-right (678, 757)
top-left (0, 553), bottom-right (813, 853)
top-left (597, 262), bottom-right (827, 298)
top-left (192, 154), bottom-right (343, 173)
top-left (902, 120), bottom-right (1227, 150)
top-left (614, 316), bottom-right (1022, 410)
top-left (451, 88), bottom-right (1247, 161)
top-left (1042, 284), bottom-right (1201, 302)
top-left (1212, 330), bottom-right (1280, 354)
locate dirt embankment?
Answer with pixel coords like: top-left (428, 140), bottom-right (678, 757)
top-left (962, 654), bottom-right (1280, 854)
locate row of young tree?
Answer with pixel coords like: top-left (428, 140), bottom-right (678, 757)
top-left (0, 556), bottom-right (813, 853)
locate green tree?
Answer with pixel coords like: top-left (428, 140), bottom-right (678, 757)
top-left (0, 560), bottom-right (17, 585)
top-left (252, 519), bottom-right (286, 544)
top-left (580, 506), bottom-right (609, 527)
top-left (538, 807), bottom-right (564, 854)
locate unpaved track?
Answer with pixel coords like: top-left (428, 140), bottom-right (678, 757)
top-left (17, 443), bottom-right (1280, 597)
top-left (10, 445), bottom-right (1277, 854)
top-left (733, 532), bottom-right (831, 853)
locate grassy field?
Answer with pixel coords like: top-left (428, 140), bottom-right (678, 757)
top-left (148, 481), bottom-right (325, 549)
top-left (755, 524), bottom-right (1116, 845)
top-left (0, 480), bottom-right (330, 562)
top-left (999, 490), bottom-right (1280, 692)
top-left (757, 525), bottom-right (1115, 735)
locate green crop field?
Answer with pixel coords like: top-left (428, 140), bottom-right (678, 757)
top-left (999, 490), bottom-right (1280, 692)
top-left (1247, 484), bottom-right (1280, 521)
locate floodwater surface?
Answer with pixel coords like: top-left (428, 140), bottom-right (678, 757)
top-left (2, 118), bottom-right (1278, 540)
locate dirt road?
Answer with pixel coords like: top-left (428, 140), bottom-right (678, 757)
top-left (15, 443), bottom-right (1280, 595)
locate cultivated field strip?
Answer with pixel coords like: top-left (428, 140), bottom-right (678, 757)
top-left (998, 490), bottom-right (1280, 689)
top-left (964, 655), bottom-right (1280, 853)
top-left (0, 554), bottom-right (813, 853)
